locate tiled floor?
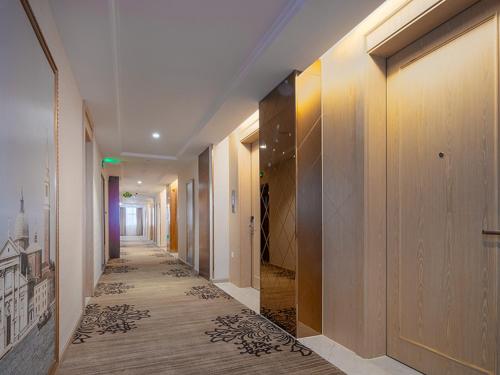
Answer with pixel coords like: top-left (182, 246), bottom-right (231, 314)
top-left (215, 282), bottom-right (260, 313)
top-left (215, 281), bottom-right (422, 375)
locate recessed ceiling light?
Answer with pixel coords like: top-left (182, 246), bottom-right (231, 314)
top-left (137, 180), bottom-right (143, 185)
top-left (152, 132), bottom-right (160, 139)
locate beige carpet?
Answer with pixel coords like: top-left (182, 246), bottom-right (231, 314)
top-left (57, 245), bottom-right (344, 375)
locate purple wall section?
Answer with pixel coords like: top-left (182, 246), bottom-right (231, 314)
top-left (108, 176), bottom-right (120, 258)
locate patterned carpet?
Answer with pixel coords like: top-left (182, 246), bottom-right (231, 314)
top-left (57, 244), bottom-right (344, 374)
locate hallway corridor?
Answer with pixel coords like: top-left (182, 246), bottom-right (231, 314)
top-left (57, 245), bottom-right (342, 374)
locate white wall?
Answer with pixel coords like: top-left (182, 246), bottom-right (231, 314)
top-left (30, 0), bottom-right (85, 357)
top-left (212, 138), bottom-right (230, 281)
top-left (155, 188), bottom-right (167, 248)
top-left (177, 159), bottom-right (199, 270)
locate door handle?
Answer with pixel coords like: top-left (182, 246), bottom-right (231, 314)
top-left (482, 229), bottom-right (500, 235)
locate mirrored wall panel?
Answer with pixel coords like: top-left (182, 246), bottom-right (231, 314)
top-left (259, 72), bottom-right (297, 336)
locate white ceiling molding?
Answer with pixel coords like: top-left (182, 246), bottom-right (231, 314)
top-left (120, 152), bottom-right (177, 161)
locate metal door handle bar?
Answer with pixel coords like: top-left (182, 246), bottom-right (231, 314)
top-left (482, 229), bottom-right (500, 235)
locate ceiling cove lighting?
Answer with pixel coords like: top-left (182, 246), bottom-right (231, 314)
top-left (152, 132), bottom-right (160, 139)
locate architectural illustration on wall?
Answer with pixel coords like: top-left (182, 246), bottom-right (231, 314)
top-left (0, 149), bottom-right (55, 359)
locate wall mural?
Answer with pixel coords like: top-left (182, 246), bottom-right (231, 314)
top-left (0, 1), bottom-right (59, 374)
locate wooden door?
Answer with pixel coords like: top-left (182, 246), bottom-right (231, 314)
top-left (251, 141), bottom-right (261, 289)
top-left (186, 179), bottom-right (195, 266)
top-left (198, 147), bottom-right (211, 279)
top-left (169, 186), bottom-right (178, 251)
top-left (387, 2), bottom-right (499, 374)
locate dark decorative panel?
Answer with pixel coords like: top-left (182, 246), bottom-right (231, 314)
top-left (259, 72), bottom-right (298, 336)
top-left (108, 176), bottom-right (120, 259)
top-left (198, 147), bottom-right (211, 279)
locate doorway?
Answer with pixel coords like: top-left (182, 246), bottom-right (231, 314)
top-left (238, 134), bottom-right (261, 290)
top-left (387, 2), bottom-right (499, 373)
top-left (250, 141), bottom-right (260, 289)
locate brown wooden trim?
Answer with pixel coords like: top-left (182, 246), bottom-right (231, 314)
top-left (19, 0), bottom-right (58, 74)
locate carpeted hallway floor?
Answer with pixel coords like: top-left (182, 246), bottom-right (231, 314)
top-left (57, 244), bottom-right (344, 374)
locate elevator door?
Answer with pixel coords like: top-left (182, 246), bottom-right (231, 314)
top-left (387, 2), bottom-right (499, 374)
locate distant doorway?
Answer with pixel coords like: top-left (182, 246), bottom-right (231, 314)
top-left (120, 205), bottom-right (145, 240)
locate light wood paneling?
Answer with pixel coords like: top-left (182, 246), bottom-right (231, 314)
top-left (387, 1), bottom-right (499, 374)
top-left (186, 179), bottom-right (195, 266)
top-left (296, 60), bottom-right (322, 337)
top-left (367, 0), bottom-right (478, 57)
top-left (198, 147), bottom-right (211, 279)
top-left (321, 3), bottom-right (388, 357)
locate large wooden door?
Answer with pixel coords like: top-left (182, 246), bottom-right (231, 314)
top-left (387, 2), bottom-right (499, 374)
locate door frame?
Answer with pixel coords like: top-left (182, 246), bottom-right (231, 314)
top-left (82, 104), bottom-right (94, 299)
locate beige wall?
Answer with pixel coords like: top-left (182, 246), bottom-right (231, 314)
top-left (177, 159), bottom-right (199, 270)
top-left (320, 0), bottom-right (406, 358)
top-left (30, 0), bottom-right (86, 357)
top-left (155, 188), bottom-right (167, 248)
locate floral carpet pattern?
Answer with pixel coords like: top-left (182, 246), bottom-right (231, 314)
top-left (58, 244), bottom-right (344, 375)
top-left (72, 304), bottom-right (151, 344)
top-left (185, 284), bottom-right (233, 300)
top-left (162, 267), bottom-right (194, 278)
top-left (205, 308), bottom-right (311, 357)
top-left (94, 282), bottom-right (135, 297)
top-left (103, 265), bottom-right (138, 274)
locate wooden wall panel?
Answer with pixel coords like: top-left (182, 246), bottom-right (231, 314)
top-left (108, 176), bottom-right (120, 259)
top-left (296, 61), bottom-right (322, 337)
top-left (198, 147), bottom-right (211, 279)
top-left (321, 7), bottom-right (388, 357)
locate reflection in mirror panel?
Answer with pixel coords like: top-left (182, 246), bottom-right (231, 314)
top-left (259, 72), bottom-right (297, 336)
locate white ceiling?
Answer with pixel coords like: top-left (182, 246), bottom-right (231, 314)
top-left (49, 0), bottom-right (383, 194)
